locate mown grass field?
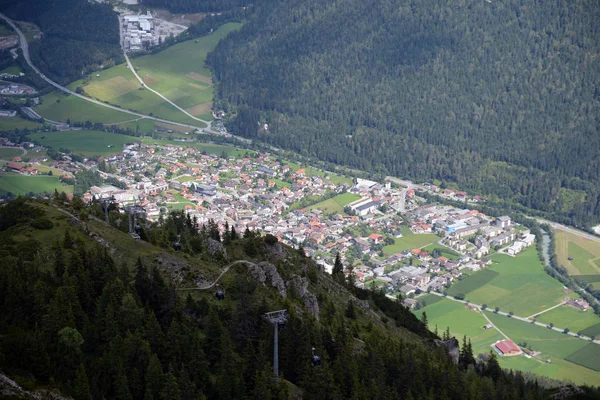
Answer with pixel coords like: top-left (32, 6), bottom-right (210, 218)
top-left (306, 193), bottom-right (361, 215)
top-left (63, 23), bottom-right (243, 127)
top-left (0, 116), bottom-right (44, 131)
top-left (28, 130), bottom-right (136, 157)
top-left (461, 247), bottom-right (564, 316)
top-left (555, 230), bottom-right (600, 276)
top-left (34, 92), bottom-right (134, 124)
top-left (0, 174), bottom-right (73, 195)
top-left (0, 147), bottom-right (25, 159)
top-left (447, 270), bottom-right (499, 297)
top-left (565, 343), bottom-right (600, 372)
top-left (581, 323), bottom-right (600, 338)
top-left (0, 64), bottom-right (21, 75)
top-left (414, 298), bottom-right (505, 356)
top-left (484, 311), bottom-right (600, 385)
top-left (535, 305), bottom-right (600, 334)
top-left (383, 228), bottom-right (439, 255)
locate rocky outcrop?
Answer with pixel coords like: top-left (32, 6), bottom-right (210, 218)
top-left (286, 275), bottom-right (320, 319)
top-left (1, 372), bottom-right (70, 399)
top-left (247, 262), bottom-right (286, 298)
top-left (206, 238), bottom-right (228, 260)
top-left (434, 338), bottom-right (460, 365)
top-left (155, 253), bottom-right (196, 285)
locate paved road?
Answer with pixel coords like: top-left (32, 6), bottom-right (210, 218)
top-left (118, 20), bottom-right (212, 128)
top-left (0, 12), bottom-right (220, 133)
top-left (428, 291), bottom-right (600, 344)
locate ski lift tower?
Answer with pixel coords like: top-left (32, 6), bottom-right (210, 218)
top-left (264, 309), bottom-right (287, 383)
top-left (124, 204), bottom-right (145, 239)
top-left (99, 195), bottom-right (115, 224)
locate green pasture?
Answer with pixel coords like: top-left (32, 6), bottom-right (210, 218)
top-left (34, 92), bottom-right (133, 124)
top-left (420, 244), bottom-right (460, 259)
top-left (306, 193), bottom-right (361, 215)
top-left (416, 293), bottom-right (442, 307)
top-left (463, 247), bottom-right (564, 316)
top-left (28, 130), bottom-right (136, 157)
top-left (383, 228), bottom-right (439, 255)
top-left (0, 116), bottom-right (43, 131)
top-left (581, 323), bottom-right (600, 338)
top-left (414, 298), bottom-right (504, 356)
top-left (535, 305), bottom-right (600, 334)
top-left (566, 242), bottom-right (600, 275)
top-left (0, 174), bottom-right (73, 195)
top-left (565, 343), bottom-right (600, 372)
top-left (447, 270), bottom-right (499, 297)
top-left (0, 147), bottom-right (25, 159)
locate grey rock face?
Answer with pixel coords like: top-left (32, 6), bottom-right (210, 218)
top-left (434, 338), bottom-right (460, 364)
top-left (206, 238), bottom-right (228, 260)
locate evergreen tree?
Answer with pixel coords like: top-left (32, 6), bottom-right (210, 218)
top-left (332, 253), bottom-right (344, 284)
top-left (73, 364), bottom-right (91, 400)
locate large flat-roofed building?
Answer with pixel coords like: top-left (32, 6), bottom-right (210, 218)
top-left (493, 339), bottom-right (520, 356)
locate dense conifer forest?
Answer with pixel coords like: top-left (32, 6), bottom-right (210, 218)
top-left (2, 197), bottom-right (595, 399)
top-left (0, 0), bottom-right (122, 84)
top-left (207, 0), bottom-right (600, 228)
top-left (139, 0), bottom-right (252, 13)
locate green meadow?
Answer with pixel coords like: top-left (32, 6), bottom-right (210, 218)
top-left (383, 228), bottom-right (439, 255)
top-left (0, 147), bottom-right (26, 159)
top-left (535, 305), bottom-right (600, 334)
top-left (34, 91), bottom-right (133, 124)
top-left (459, 247), bottom-right (564, 316)
top-left (0, 116), bottom-right (44, 131)
top-left (28, 130), bottom-right (136, 157)
top-left (0, 174), bottom-right (73, 195)
top-left (306, 193), bottom-right (361, 215)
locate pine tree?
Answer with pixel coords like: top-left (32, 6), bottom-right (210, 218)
top-left (144, 354), bottom-right (165, 400)
top-left (73, 364), bottom-right (91, 400)
top-left (230, 225), bottom-right (237, 241)
top-left (420, 312), bottom-right (428, 329)
top-left (332, 253), bottom-right (344, 284)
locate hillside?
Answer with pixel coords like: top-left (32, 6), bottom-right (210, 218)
top-left (0, 0), bottom-right (122, 84)
top-left (207, 0), bottom-right (600, 228)
top-left (0, 197), bottom-right (591, 399)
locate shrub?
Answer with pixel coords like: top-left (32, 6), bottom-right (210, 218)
top-left (31, 217), bottom-right (54, 229)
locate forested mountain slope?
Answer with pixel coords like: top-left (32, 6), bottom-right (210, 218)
top-left (0, 0), bottom-right (122, 84)
top-left (139, 0), bottom-right (252, 13)
top-left (207, 0), bottom-right (600, 227)
top-left (1, 197), bottom-right (592, 399)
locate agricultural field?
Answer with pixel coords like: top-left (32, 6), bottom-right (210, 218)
top-left (34, 91), bottom-right (134, 124)
top-left (565, 343), bottom-right (600, 372)
top-left (0, 174), bottom-right (73, 195)
top-left (383, 228), bottom-right (439, 255)
top-left (414, 298), bottom-right (505, 356)
top-left (415, 297), bottom-right (600, 385)
top-left (447, 270), bottom-right (499, 298)
top-left (63, 23), bottom-right (243, 127)
top-left (306, 193), bottom-right (361, 215)
top-left (0, 147), bottom-right (25, 159)
top-left (27, 130), bottom-right (136, 157)
top-left (0, 116), bottom-right (43, 131)
top-left (581, 323), bottom-right (600, 338)
top-left (484, 311), bottom-right (600, 385)
top-left (459, 247), bottom-right (564, 316)
top-left (555, 229), bottom-right (600, 276)
top-left (535, 305), bottom-right (600, 335)
top-left (0, 64), bottom-right (21, 75)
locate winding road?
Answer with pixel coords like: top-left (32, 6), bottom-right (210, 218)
top-left (0, 12), bottom-right (226, 135)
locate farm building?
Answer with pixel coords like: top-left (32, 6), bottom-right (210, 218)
top-left (493, 340), bottom-right (521, 356)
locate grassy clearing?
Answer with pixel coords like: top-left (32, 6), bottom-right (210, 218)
top-left (414, 298), bottom-right (504, 356)
top-left (383, 228), bottom-right (439, 255)
top-left (535, 305), bottom-right (600, 334)
top-left (447, 270), bottom-right (500, 297)
top-left (0, 174), bottom-right (73, 195)
top-left (565, 343), bottom-right (600, 372)
top-left (306, 193), bottom-right (361, 215)
top-left (420, 244), bottom-right (460, 259)
top-left (0, 147), bottom-right (26, 159)
top-left (35, 92), bottom-right (133, 124)
top-left (0, 116), bottom-right (44, 131)
top-left (139, 137), bottom-right (238, 156)
top-left (0, 64), bottom-right (21, 75)
top-left (284, 160), bottom-right (353, 186)
top-left (581, 323), bottom-right (600, 338)
top-left (464, 247), bottom-right (564, 316)
top-left (28, 130), bottom-right (136, 157)
top-left (555, 230), bottom-right (600, 276)
top-left (416, 293), bottom-right (442, 307)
